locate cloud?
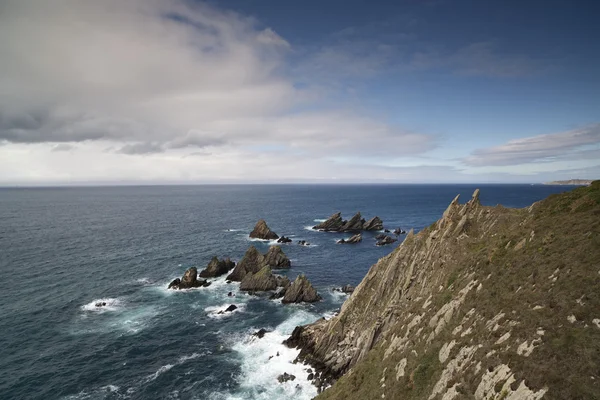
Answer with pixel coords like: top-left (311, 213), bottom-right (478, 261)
top-left (116, 142), bottom-right (164, 155)
top-left (463, 124), bottom-right (600, 166)
top-left (51, 143), bottom-right (75, 152)
top-left (0, 0), bottom-right (433, 174)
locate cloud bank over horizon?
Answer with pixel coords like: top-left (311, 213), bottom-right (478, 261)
top-left (0, 0), bottom-right (598, 184)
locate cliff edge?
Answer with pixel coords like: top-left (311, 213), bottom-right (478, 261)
top-left (287, 182), bottom-right (600, 399)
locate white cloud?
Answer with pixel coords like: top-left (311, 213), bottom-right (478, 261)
top-left (464, 124), bottom-right (600, 166)
top-left (0, 0), bottom-right (435, 183)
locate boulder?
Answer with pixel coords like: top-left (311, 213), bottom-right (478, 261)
top-left (217, 304), bottom-right (238, 314)
top-left (384, 229), bottom-right (390, 233)
top-left (249, 219), bottom-right (279, 240)
top-left (376, 235), bottom-right (397, 246)
top-left (226, 246), bottom-right (265, 281)
top-left (277, 373), bottom-right (296, 383)
top-left (341, 284), bottom-right (355, 293)
top-left (253, 328), bottom-right (269, 339)
top-left (264, 246), bottom-right (291, 269)
top-left (362, 216), bottom-right (383, 231)
top-left (338, 233), bottom-right (362, 244)
top-left (393, 228), bottom-right (406, 235)
top-left (282, 275), bottom-right (322, 303)
top-left (340, 212), bottom-right (365, 232)
top-left (298, 240), bottom-right (310, 246)
top-left (168, 267), bottom-right (210, 289)
top-left (375, 233), bottom-right (387, 240)
top-left (240, 266), bottom-right (278, 291)
top-left (312, 212), bottom-right (344, 231)
top-left (277, 236), bottom-right (293, 244)
top-left (199, 256), bottom-right (235, 278)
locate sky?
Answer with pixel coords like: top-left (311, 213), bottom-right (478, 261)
top-left (0, 0), bottom-right (599, 185)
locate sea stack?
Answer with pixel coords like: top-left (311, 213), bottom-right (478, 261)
top-left (168, 267), bottom-right (211, 289)
top-left (226, 246), bottom-right (265, 282)
top-left (249, 219), bottom-right (279, 240)
top-left (282, 275), bottom-right (321, 303)
top-left (199, 256), bottom-right (235, 278)
top-left (313, 212), bottom-right (344, 231)
top-left (263, 245), bottom-right (291, 268)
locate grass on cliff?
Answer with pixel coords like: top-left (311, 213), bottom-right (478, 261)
top-left (317, 181), bottom-right (600, 400)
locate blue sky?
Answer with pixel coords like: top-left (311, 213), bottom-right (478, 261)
top-left (0, 0), bottom-right (598, 184)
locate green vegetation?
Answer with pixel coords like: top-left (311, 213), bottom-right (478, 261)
top-left (312, 181), bottom-right (600, 399)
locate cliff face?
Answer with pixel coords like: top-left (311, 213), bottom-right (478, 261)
top-left (288, 182), bottom-right (600, 399)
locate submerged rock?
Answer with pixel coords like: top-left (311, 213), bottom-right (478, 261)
top-left (253, 328), bottom-right (269, 339)
top-left (313, 212), bottom-right (344, 231)
top-left (362, 216), bottom-right (383, 231)
top-left (226, 246), bottom-right (265, 282)
top-left (199, 256), bottom-right (235, 278)
top-left (168, 267), bottom-right (210, 289)
top-left (277, 236), bottom-right (293, 244)
top-left (277, 373), bottom-right (296, 383)
top-left (249, 219), bottom-right (279, 240)
top-left (282, 275), bottom-right (321, 303)
top-left (264, 245), bottom-right (291, 269)
top-left (217, 304), bottom-right (238, 314)
top-left (240, 266), bottom-right (278, 292)
top-left (337, 233), bottom-right (362, 244)
top-left (393, 228), bottom-right (406, 235)
top-left (95, 302), bottom-right (107, 307)
top-left (376, 235), bottom-right (397, 246)
top-left (375, 233), bottom-right (387, 240)
top-left (298, 240), bottom-right (310, 246)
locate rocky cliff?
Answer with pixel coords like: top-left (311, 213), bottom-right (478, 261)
top-left (286, 182), bottom-right (600, 399)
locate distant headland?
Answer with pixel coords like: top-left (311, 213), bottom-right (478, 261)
top-left (543, 179), bottom-right (594, 186)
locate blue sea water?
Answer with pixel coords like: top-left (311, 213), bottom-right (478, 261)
top-left (0, 184), bottom-right (572, 400)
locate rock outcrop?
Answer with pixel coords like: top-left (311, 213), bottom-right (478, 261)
top-left (285, 182), bottom-right (600, 399)
top-left (226, 245), bottom-right (291, 281)
top-left (226, 246), bottom-right (265, 281)
top-left (313, 212), bottom-right (344, 231)
top-left (277, 236), bottom-right (292, 244)
top-left (264, 245), bottom-right (291, 268)
top-left (240, 265), bottom-right (278, 292)
top-left (313, 212), bottom-right (384, 232)
top-left (199, 256), bottom-right (235, 278)
top-left (249, 219), bottom-right (279, 240)
top-left (362, 216), bottom-right (383, 231)
top-left (282, 275), bottom-right (322, 303)
top-left (168, 267), bottom-right (210, 289)
top-left (340, 212), bottom-right (365, 231)
top-left (375, 235), bottom-right (397, 246)
top-left (337, 233), bottom-right (362, 244)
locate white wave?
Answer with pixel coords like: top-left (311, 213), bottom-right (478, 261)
top-left (81, 298), bottom-right (121, 312)
top-left (214, 309), bottom-right (322, 399)
top-left (136, 277), bottom-right (151, 285)
top-left (313, 218), bottom-right (327, 222)
top-left (303, 226), bottom-right (316, 232)
top-left (225, 228), bottom-right (245, 232)
top-left (145, 363), bottom-right (174, 383)
top-left (205, 303), bottom-right (247, 319)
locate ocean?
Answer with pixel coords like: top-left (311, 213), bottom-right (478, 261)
top-left (0, 184), bottom-right (572, 400)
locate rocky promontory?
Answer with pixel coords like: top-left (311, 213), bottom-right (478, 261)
top-left (313, 212), bottom-right (383, 232)
top-left (286, 182), bottom-right (600, 399)
top-left (249, 219), bottom-right (279, 240)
